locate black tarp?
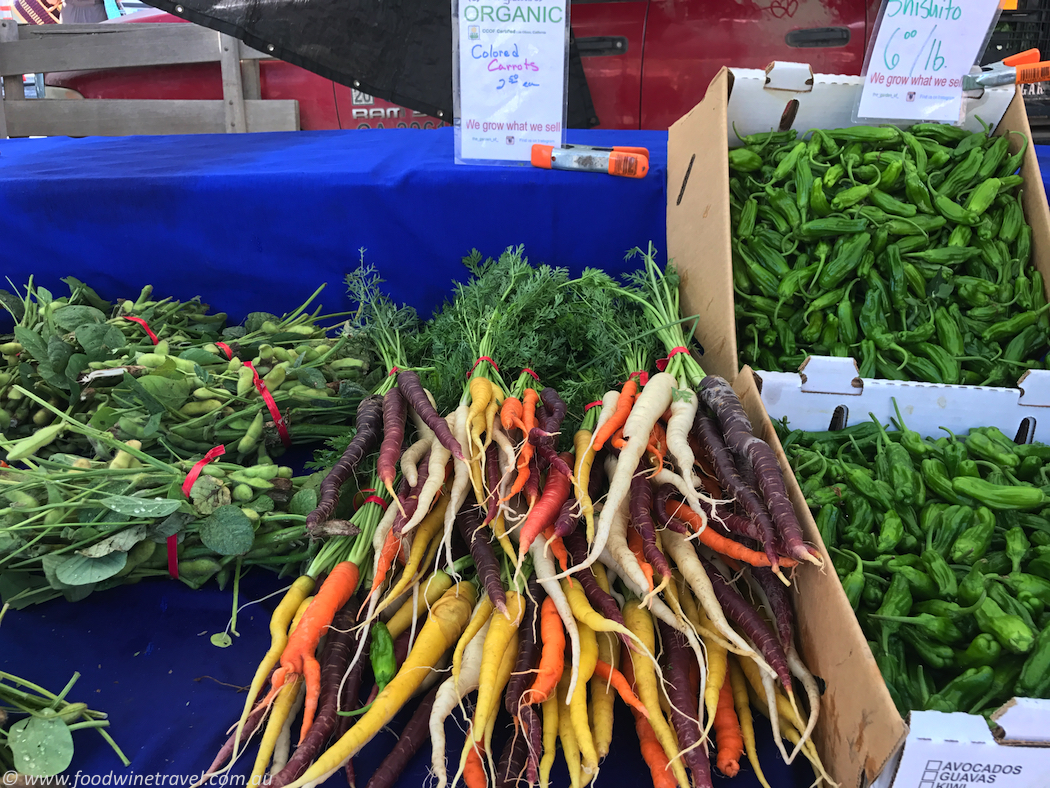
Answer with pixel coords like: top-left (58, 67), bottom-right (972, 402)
top-left (143, 0), bottom-right (599, 128)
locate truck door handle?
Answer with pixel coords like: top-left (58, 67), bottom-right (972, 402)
top-left (576, 36), bottom-right (629, 56)
top-left (785, 27), bottom-right (851, 48)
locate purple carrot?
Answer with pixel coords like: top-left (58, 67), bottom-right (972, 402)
top-left (534, 403), bottom-right (551, 472)
top-left (521, 703), bottom-right (542, 784)
top-left (652, 483), bottom-right (691, 535)
top-left (496, 722), bottom-right (531, 788)
top-left (397, 369), bottom-right (463, 461)
top-left (539, 387), bottom-right (567, 433)
top-left (752, 566), bottom-right (795, 650)
top-left (307, 395), bottom-right (383, 530)
top-left (700, 375), bottom-right (817, 566)
top-left (378, 387), bottom-right (407, 497)
top-left (629, 466), bottom-right (673, 580)
top-left (691, 497), bottom-right (764, 543)
top-left (268, 602), bottom-right (358, 787)
top-left (587, 447), bottom-right (606, 501)
top-left (484, 443), bottom-right (501, 525)
top-left (563, 530), bottom-right (631, 646)
top-left (332, 625), bottom-right (370, 745)
top-left (525, 453), bottom-right (541, 505)
top-left (698, 554), bottom-right (793, 696)
top-left (552, 498), bottom-right (579, 539)
top-left (203, 690), bottom-right (270, 776)
top-left (393, 451), bottom-right (430, 537)
top-left (363, 685), bottom-right (441, 788)
top-left (528, 428), bottom-right (573, 477)
top-left (657, 619), bottom-right (714, 788)
top-left (693, 412), bottom-right (781, 572)
top-left (456, 505), bottom-right (508, 614)
top-left (506, 577), bottom-right (543, 717)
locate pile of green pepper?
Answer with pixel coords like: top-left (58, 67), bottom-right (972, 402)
top-left (776, 406), bottom-right (1050, 720)
top-left (729, 122), bottom-right (1046, 386)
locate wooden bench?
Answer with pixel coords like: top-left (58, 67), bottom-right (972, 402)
top-left (0, 20), bottom-right (300, 137)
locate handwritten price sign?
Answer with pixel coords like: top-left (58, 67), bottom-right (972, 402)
top-left (454, 1), bottom-right (569, 164)
top-left (857, 0), bottom-right (1000, 123)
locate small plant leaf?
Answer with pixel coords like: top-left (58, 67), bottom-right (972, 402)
top-left (75, 323), bottom-right (126, 361)
top-left (54, 551), bottom-right (128, 585)
top-left (53, 305), bottom-right (107, 332)
top-left (290, 488), bottom-right (318, 516)
top-left (199, 505), bottom-right (255, 556)
top-left (210, 632), bottom-right (233, 648)
top-left (77, 525), bottom-right (148, 558)
top-left (101, 495), bottom-right (182, 518)
top-left (297, 367), bottom-right (327, 389)
top-left (9, 714), bottom-right (75, 776)
top-left (14, 326), bottom-right (48, 361)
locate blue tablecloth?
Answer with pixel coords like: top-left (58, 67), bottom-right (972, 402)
top-left (0, 127), bottom-right (667, 327)
top-left (0, 126), bottom-right (819, 787)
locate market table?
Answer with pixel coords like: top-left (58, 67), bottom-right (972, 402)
top-left (0, 127), bottom-right (668, 323)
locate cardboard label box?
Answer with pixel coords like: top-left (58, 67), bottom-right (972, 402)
top-left (668, 65), bottom-right (1050, 788)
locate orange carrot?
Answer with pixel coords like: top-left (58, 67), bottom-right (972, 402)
top-left (591, 379), bottom-right (637, 452)
top-left (714, 674), bottom-right (743, 776)
top-left (501, 396), bottom-right (524, 433)
top-left (622, 658), bottom-right (676, 788)
top-left (592, 659), bottom-right (648, 718)
top-left (626, 526), bottom-right (654, 593)
top-left (370, 530), bottom-right (401, 597)
top-left (521, 597), bottom-right (565, 706)
top-left (505, 389), bottom-right (540, 500)
top-left (667, 502), bottom-right (799, 569)
top-left (517, 457), bottom-right (572, 561)
top-left (611, 426), bottom-right (627, 451)
top-left (647, 422), bottom-right (667, 474)
top-left (464, 741), bottom-right (487, 788)
top-left (543, 526), bottom-right (571, 576)
top-left (268, 561), bottom-right (359, 744)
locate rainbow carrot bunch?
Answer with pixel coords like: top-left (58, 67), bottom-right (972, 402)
top-left (189, 248), bottom-right (837, 788)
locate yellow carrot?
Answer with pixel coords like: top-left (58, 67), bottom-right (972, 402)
top-left (539, 694), bottom-right (559, 788)
top-left (624, 601), bottom-right (690, 788)
top-left (570, 619), bottom-right (600, 774)
top-left (573, 429), bottom-right (598, 543)
top-left (492, 512), bottom-right (517, 565)
top-left (728, 656), bottom-right (770, 788)
top-left (385, 570), bottom-right (454, 640)
top-left (562, 579), bottom-right (641, 647)
top-left (467, 377), bottom-right (492, 458)
top-left (280, 582), bottom-right (478, 788)
top-left (376, 495), bottom-right (450, 613)
top-left (557, 674), bottom-right (582, 788)
top-left (234, 575), bottom-right (314, 755)
top-left (472, 590), bottom-right (523, 742)
top-left (249, 676), bottom-right (301, 782)
top-left (591, 631), bottom-right (619, 760)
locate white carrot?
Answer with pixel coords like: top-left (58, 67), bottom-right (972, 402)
top-left (402, 398), bottom-right (436, 486)
top-left (444, 403), bottom-right (474, 572)
top-left (575, 373), bottom-right (676, 577)
top-left (401, 426), bottom-right (452, 534)
top-left (665, 380), bottom-right (698, 477)
top-left (662, 529), bottom-right (767, 665)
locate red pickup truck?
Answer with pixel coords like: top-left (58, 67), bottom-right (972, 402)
top-left (46, 1), bottom-right (882, 131)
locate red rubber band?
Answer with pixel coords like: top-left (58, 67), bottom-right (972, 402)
top-left (626, 371), bottom-right (649, 386)
top-left (176, 444), bottom-right (226, 579)
top-left (124, 316), bottom-right (159, 345)
top-left (244, 361), bottom-right (292, 447)
top-left (467, 356), bottom-right (500, 378)
top-left (584, 400), bottom-right (604, 411)
top-left (656, 346), bottom-right (689, 372)
top-left (215, 342), bottom-right (234, 360)
top-left (522, 368), bottom-right (540, 382)
top-left (388, 366), bottom-right (399, 376)
top-left (362, 495), bottom-right (389, 511)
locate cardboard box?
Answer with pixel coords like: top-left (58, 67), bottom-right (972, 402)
top-left (669, 66), bottom-right (1050, 788)
top-left (667, 63), bottom-right (1046, 384)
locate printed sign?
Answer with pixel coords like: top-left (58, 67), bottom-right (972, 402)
top-left (857, 0), bottom-right (1001, 123)
top-left (453, 0), bottom-right (569, 164)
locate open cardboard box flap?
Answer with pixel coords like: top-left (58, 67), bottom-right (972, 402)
top-left (671, 65), bottom-right (1050, 788)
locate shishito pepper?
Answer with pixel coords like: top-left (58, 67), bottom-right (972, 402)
top-left (871, 610), bottom-right (967, 645)
top-left (955, 633), bottom-right (1002, 670)
top-left (1018, 623), bottom-right (1050, 696)
top-left (877, 511), bottom-right (904, 553)
top-left (923, 666), bottom-right (994, 713)
top-left (952, 477), bottom-right (1047, 510)
top-left (921, 549), bottom-right (957, 598)
top-left (1006, 527), bottom-right (1031, 574)
top-left (1001, 573), bottom-right (1050, 607)
top-left (901, 626), bottom-right (955, 670)
top-left (934, 505), bottom-right (974, 557)
top-left (816, 504), bottom-right (840, 546)
top-left (975, 595), bottom-right (1036, 654)
top-left (875, 573), bottom-right (914, 651)
top-left (951, 506), bottom-right (996, 565)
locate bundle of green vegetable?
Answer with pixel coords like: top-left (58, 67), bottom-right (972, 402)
top-left (0, 604), bottom-right (127, 776)
top-left (729, 122), bottom-right (1044, 386)
top-left (776, 406), bottom-right (1050, 720)
top-left (1, 279), bottom-right (375, 464)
